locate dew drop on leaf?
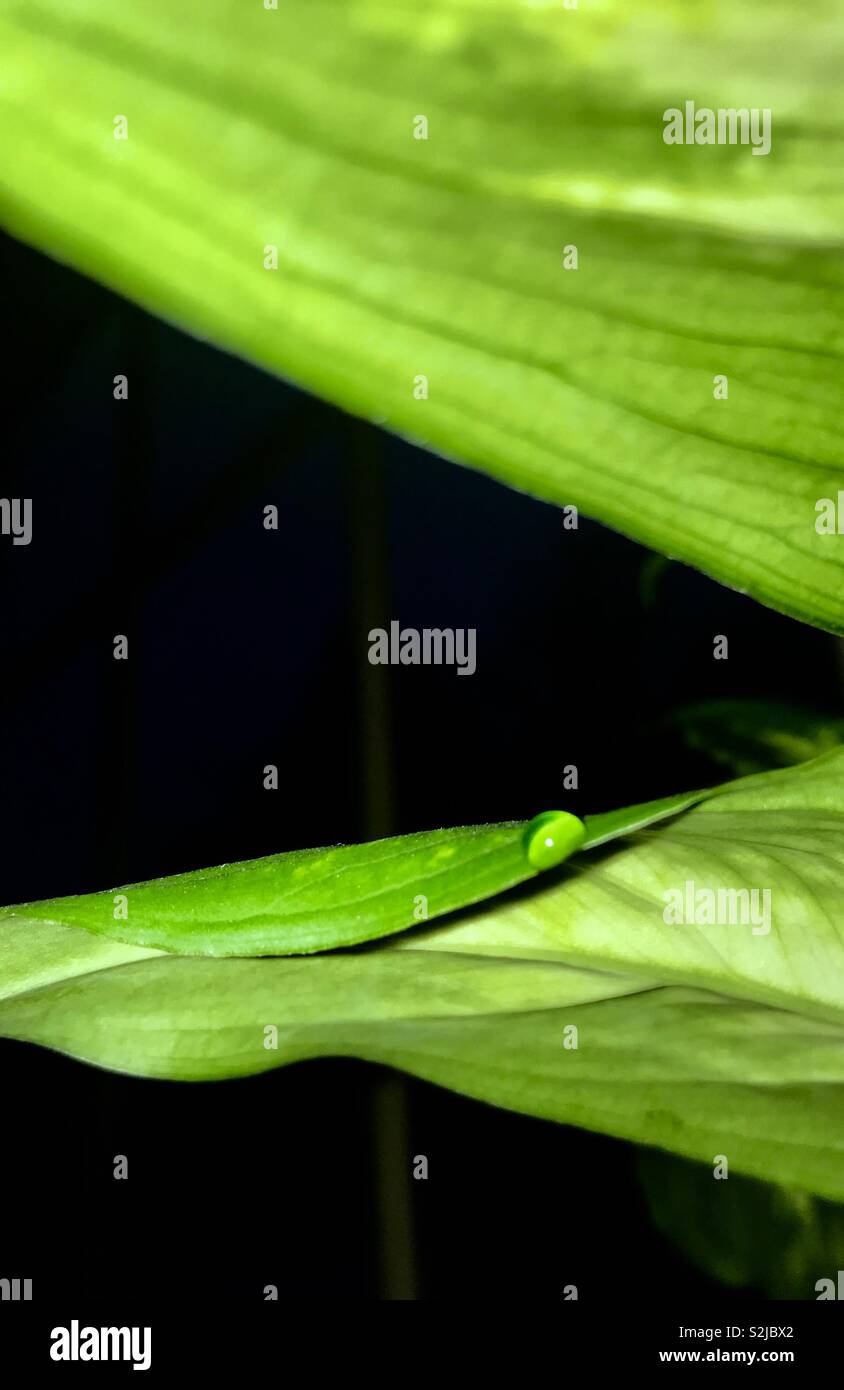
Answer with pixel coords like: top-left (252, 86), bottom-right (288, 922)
top-left (523, 810), bottom-right (586, 870)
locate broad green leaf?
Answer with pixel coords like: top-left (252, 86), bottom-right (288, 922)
top-left (1, 0), bottom-right (843, 630)
top-left (2, 953), bottom-right (844, 1200)
top-left (638, 1151), bottom-right (844, 1298)
top-left (3, 750), bottom-right (844, 1200)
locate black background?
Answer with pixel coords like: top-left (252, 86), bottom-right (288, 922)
top-left (1, 229), bottom-right (838, 1302)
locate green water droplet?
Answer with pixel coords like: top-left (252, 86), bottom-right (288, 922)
top-left (523, 810), bottom-right (586, 870)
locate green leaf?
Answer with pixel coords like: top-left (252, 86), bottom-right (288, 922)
top-left (1, 0), bottom-right (843, 629)
top-left (0, 771), bottom-right (754, 959)
top-left (3, 750), bottom-right (844, 1200)
top-left (0, 820), bottom-right (560, 957)
top-left (0, 784), bottom-right (720, 958)
top-left (3, 950), bottom-right (844, 1200)
top-left (0, 915), bottom-right (158, 1005)
top-left (669, 699), bottom-right (844, 777)
top-left (638, 1150), bottom-right (844, 1298)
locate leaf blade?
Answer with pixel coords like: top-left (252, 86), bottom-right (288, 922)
top-left (0, 822), bottom-right (536, 956)
top-left (0, 757), bottom-right (770, 959)
top-left (2, 953), bottom-right (844, 1200)
top-left (1, 0), bottom-right (843, 627)
top-left (4, 752), bottom-right (844, 1196)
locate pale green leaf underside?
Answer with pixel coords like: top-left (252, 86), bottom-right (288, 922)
top-left (2, 751), bottom-right (844, 1199)
top-left (2, 953), bottom-right (844, 1200)
top-left (1, 0), bottom-right (843, 629)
